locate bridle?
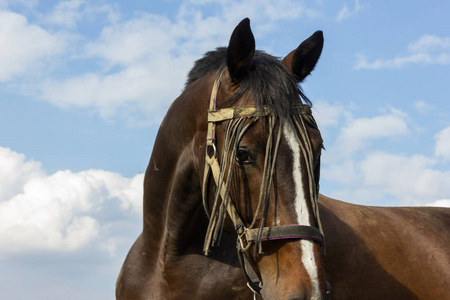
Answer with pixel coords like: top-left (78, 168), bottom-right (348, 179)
top-left (202, 69), bottom-right (324, 295)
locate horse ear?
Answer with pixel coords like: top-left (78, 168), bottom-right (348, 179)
top-left (282, 30), bottom-right (324, 82)
top-left (226, 18), bottom-right (255, 83)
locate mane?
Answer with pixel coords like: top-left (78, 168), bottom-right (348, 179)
top-left (186, 47), bottom-right (311, 119)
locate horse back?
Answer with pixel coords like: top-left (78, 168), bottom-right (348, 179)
top-left (319, 195), bottom-right (450, 300)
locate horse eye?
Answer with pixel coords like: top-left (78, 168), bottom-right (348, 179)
top-left (236, 149), bottom-right (253, 164)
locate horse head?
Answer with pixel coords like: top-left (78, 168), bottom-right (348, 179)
top-left (198, 19), bottom-right (327, 299)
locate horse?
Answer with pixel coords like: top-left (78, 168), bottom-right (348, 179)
top-left (116, 18), bottom-right (450, 300)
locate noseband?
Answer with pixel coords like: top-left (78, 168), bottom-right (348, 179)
top-left (202, 70), bottom-right (324, 295)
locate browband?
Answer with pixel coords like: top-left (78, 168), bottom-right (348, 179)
top-left (208, 104), bottom-right (312, 122)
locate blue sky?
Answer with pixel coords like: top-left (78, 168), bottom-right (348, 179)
top-left (1, 0), bottom-right (449, 299)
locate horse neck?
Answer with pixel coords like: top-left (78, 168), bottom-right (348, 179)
top-left (141, 76), bottom-right (213, 257)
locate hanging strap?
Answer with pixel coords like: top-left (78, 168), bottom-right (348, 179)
top-left (236, 238), bottom-right (263, 294)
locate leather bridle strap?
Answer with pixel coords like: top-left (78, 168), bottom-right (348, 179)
top-left (245, 225), bottom-right (324, 245)
top-left (208, 104), bottom-right (311, 122)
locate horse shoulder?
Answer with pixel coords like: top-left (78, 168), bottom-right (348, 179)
top-left (116, 234), bottom-right (164, 299)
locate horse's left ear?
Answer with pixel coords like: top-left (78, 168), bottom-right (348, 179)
top-left (227, 18), bottom-right (255, 83)
top-left (282, 30), bottom-right (324, 82)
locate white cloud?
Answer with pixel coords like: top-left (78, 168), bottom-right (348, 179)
top-left (323, 152), bottom-right (450, 206)
top-left (85, 14), bottom-right (178, 67)
top-left (336, 0), bottom-right (362, 22)
top-left (426, 199), bottom-right (450, 207)
top-left (322, 159), bottom-right (357, 185)
top-left (41, 57), bottom-right (191, 124)
top-left (44, 0), bottom-right (85, 28)
top-left (317, 102), bottom-right (450, 207)
top-left (42, 0), bottom-right (121, 29)
top-left (334, 109), bottom-right (409, 156)
top-left (311, 100), bottom-right (353, 150)
top-left (39, 11), bottom-right (218, 124)
top-left (0, 10), bottom-right (67, 81)
top-left (414, 100), bottom-right (433, 113)
top-left (0, 147), bottom-right (43, 201)
top-left (0, 0), bottom-right (321, 125)
top-left (220, 0), bottom-right (316, 26)
top-left (361, 152), bottom-right (450, 205)
top-left (0, 147), bottom-right (143, 258)
top-left (408, 35), bottom-right (450, 54)
top-left (312, 100), bottom-right (348, 130)
top-left (435, 126), bottom-right (450, 161)
top-left (355, 35), bottom-right (450, 69)
top-left (36, 0), bottom-right (319, 124)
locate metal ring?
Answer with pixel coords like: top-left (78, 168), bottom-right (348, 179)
top-left (206, 143), bottom-right (217, 158)
top-left (238, 231), bottom-right (253, 253)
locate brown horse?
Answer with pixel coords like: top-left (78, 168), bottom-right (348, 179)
top-left (116, 19), bottom-right (450, 300)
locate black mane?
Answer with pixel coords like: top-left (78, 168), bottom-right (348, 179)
top-left (186, 47), bottom-right (311, 119)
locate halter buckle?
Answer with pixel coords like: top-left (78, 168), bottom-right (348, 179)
top-left (206, 143), bottom-right (217, 159)
top-left (238, 229), bottom-right (252, 253)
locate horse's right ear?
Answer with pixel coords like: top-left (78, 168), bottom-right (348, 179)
top-left (226, 18), bottom-right (255, 83)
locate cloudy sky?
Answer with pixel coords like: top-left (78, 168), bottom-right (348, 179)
top-left (1, 0), bottom-right (449, 299)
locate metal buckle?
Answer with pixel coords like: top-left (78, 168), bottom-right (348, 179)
top-left (238, 229), bottom-right (252, 252)
top-left (206, 143), bottom-right (217, 159)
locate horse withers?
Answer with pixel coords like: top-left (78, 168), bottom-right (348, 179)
top-left (116, 18), bottom-right (450, 300)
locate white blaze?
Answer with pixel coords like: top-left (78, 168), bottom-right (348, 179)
top-left (283, 123), bottom-right (321, 299)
